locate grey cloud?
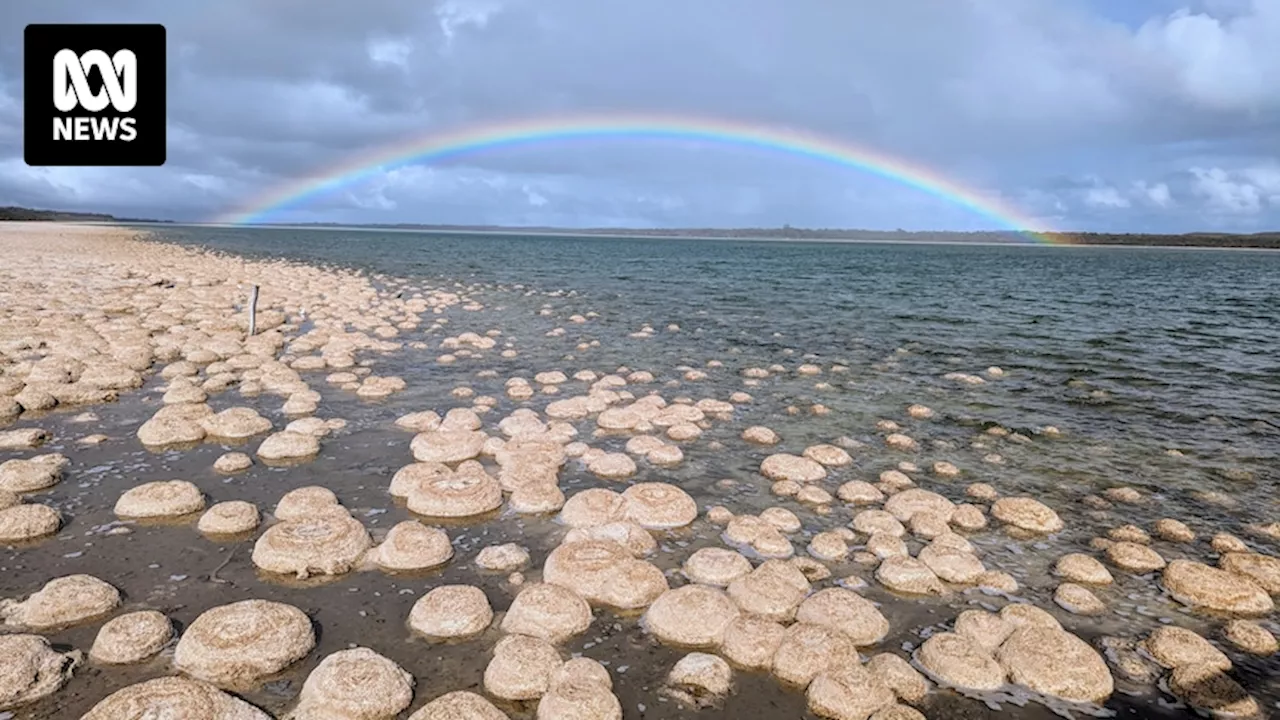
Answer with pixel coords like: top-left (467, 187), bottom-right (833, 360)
top-left (0, 0), bottom-right (1277, 231)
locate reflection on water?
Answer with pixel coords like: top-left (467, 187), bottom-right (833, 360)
top-left (4, 227), bottom-right (1279, 718)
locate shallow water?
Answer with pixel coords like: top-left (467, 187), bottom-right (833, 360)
top-left (4, 227), bottom-right (1280, 718)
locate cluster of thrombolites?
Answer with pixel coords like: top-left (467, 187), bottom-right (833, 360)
top-left (1, 224), bottom-right (1278, 720)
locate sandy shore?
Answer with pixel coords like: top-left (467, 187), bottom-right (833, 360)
top-left (0, 222), bottom-right (1276, 720)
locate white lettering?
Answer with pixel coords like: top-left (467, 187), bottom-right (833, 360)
top-left (53, 48), bottom-right (137, 113)
top-left (53, 116), bottom-right (139, 141)
top-left (53, 117), bottom-right (73, 140)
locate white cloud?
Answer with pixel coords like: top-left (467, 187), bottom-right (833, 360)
top-left (368, 37), bottom-right (412, 68)
top-left (1190, 166), bottom-right (1263, 213)
top-left (522, 184), bottom-right (547, 206)
top-left (1134, 0), bottom-right (1280, 110)
top-left (1134, 180), bottom-right (1175, 207)
top-left (1084, 184), bottom-right (1131, 209)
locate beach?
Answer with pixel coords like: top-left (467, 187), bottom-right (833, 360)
top-left (1, 221), bottom-right (1278, 719)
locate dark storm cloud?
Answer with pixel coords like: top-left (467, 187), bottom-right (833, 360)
top-left (0, 0), bottom-right (1277, 230)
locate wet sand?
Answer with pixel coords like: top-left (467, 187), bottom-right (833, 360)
top-left (1, 222), bottom-right (1277, 719)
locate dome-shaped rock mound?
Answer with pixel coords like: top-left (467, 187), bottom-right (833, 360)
top-left (137, 405), bottom-right (211, 447)
top-left (1219, 552), bottom-right (1280, 595)
top-left (1054, 553), bottom-right (1113, 585)
top-left (81, 676), bottom-right (272, 720)
top-left (644, 585), bottom-right (740, 649)
top-left (760, 454), bottom-right (827, 483)
top-left (214, 452), bottom-right (253, 474)
top-left (90, 610), bottom-right (173, 664)
top-left (0, 634), bottom-right (78, 711)
top-left (483, 634), bottom-right (563, 701)
top-left (991, 497), bottom-right (1063, 534)
top-left (866, 653), bottom-right (929, 705)
top-left (806, 663), bottom-right (897, 720)
top-left (803, 444), bottom-right (853, 468)
top-left (289, 647), bottom-right (414, 720)
top-left (771, 622), bottom-right (859, 688)
top-left (257, 431), bottom-right (321, 463)
top-left (407, 472), bottom-right (502, 518)
top-left (667, 652), bottom-right (733, 706)
top-left (115, 480), bottom-right (205, 519)
top-left (1167, 663), bottom-right (1260, 719)
top-left (720, 615), bottom-right (787, 670)
top-left (559, 488), bottom-right (628, 528)
top-left (500, 583), bottom-right (592, 644)
top-left (727, 560), bottom-right (812, 622)
top-left (0, 574), bottom-right (120, 630)
top-left (537, 674), bottom-right (622, 720)
top-left (0, 503), bottom-right (62, 542)
top-left (543, 540), bottom-right (630, 603)
top-left (0, 454), bottom-right (68, 493)
top-left (198, 501), bottom-right (260, 536)
top-left (884, 488), bottom-right (955, 523)
top-left (563, 520), bottom-right (657, 557)
top-left (795, 587), bottom-right (890, 646)
top-left (410, 429), bottom-right (486, 464)
top-left (408, 585), bottom-right (493, 640)
top-left (369, 521), bottom-right (453, 572)
top-left (274, 486), bottom-right (342, 521)
top-left (476, 543), bottom-right (530, 572)
top-left (596, 558), bottom-right (669, 610)
top-left (996, 626), bottom-right (1114, 703)
top-left (252, 512), bottom-right (371, 579)
top-left (201, 407), bottom-right (273, 440)
top-left (683, 547), bottom-right (753, 587)
top-left (1161, 559), bottom-right (1273, 616)
top-left (407, 691), bottom-right (509, 720)
top-left (389, 463), bottom-right (452, 498)
top-left (1143, 626), bottom-right (1231, 671)
top-left (174, 600), bottom-right (315, 688)
top-left (621, 482), bottom-right (698, 529)
top-left (915, 632), bottom-right (1005, 692)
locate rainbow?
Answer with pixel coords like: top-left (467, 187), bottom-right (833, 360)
top-left (216, 114), bottom-right (1063, 243)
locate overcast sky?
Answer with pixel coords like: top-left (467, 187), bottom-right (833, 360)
top-left (2, 0), bottom-right (1278, 232)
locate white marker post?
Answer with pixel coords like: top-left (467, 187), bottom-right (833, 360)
top-left (248, 285), bottom-right (260, 336)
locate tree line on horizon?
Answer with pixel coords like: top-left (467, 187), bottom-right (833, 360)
top-left (2, 205), bottom-right (1277, 248)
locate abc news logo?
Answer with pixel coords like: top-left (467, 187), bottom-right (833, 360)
top-left (25, 24), bottom-right (166, 167)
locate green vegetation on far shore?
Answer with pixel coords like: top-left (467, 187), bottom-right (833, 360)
top-left (3, 205), bottom-right (1277, 248)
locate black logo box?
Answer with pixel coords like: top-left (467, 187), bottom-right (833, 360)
top-left (24, 24), bottom-right (166, 167)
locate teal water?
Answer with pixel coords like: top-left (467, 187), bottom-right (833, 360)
top-left (163, 226), bottom-right (1280, 466)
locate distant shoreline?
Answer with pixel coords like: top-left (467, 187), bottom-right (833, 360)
top-left (3, 205), bottom-right (1278, 249)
